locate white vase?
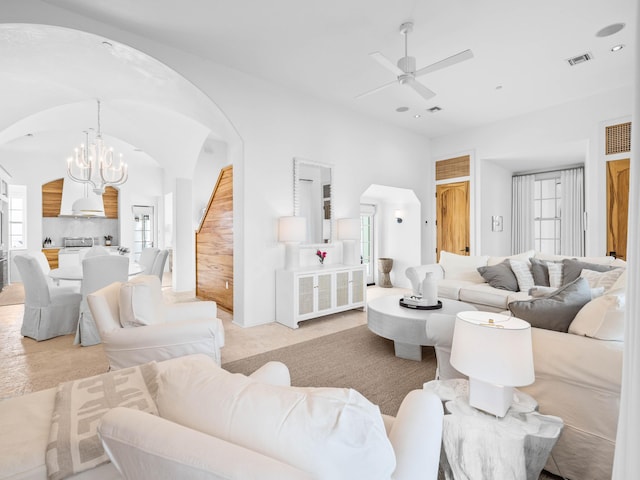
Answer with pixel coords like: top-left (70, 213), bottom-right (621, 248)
top-left (422, 272), bottom-right (438, 306)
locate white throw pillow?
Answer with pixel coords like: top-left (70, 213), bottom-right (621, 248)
top-left (580, 268), bottom-right (625, 292)
top-left (155, 356), bottom-right (396, 480)
top-left (509, 259), bottom-right (535, 292)
top-left (119, 275), bottom-right (164, 328)
top-left (439, 250), bottom-right (489, 283)
top-left (569, 291), bottom-right (626, 341)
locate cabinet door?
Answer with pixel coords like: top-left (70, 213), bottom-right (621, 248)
top-left (335, 271), bottom-right (349, 308)
top-left (297, 275), bottom-right (315, 316)
top-left (316, 272), bottom-right (333, 312)
top-left (350, 268), bottom-right (365, 304)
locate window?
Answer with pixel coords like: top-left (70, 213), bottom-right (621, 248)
top-left (8, 185), bottom-right (26, 250)
top-left (533, 175), bottom-right (561, 254)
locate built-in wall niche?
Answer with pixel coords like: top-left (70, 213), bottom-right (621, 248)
top-left (293, 157), bottom-right (332, 244)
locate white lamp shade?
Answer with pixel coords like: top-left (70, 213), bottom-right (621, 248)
top-left (278, 216), bottom-right (307, 243)
top-left (337, 218), bottom-right (360, 240)
top-left (450, 311), bottom-right (534, 387)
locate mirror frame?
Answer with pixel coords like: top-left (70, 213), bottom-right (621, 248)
top-left (293, 157), bottom-right (333, 245)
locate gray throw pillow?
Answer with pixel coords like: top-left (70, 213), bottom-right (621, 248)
top-left (562, 259), bottom-right (617, 285)
top-left (530, 258), bottom-right (550, 286)
top-left (477, 259), bottom-right (519, 291)
top-left (508, 277), bottom-right (592, 332)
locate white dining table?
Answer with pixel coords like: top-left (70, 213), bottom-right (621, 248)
top-left (49, 261), bottom-right (144, 283)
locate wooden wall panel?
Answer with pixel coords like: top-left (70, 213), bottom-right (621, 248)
top-left (42, 179), bottom-right (64, 217)
top-left (42, 179), bottom-right (118, 218)
top-left (103, 186), bottom-right (119, 218)
top-left (196, 165), bottom-right (233, 311)
top-left (436, 155), bottom-right (470, 181)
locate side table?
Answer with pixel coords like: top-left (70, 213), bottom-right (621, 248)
top-left (424, 379), bottom-right (563, 480)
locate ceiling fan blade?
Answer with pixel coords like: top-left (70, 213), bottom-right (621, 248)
top-left (355, 79), bottom-right (397, 99)
top-left (369, 51), bottom-right (404, 76)
top-left (405, 78), bottom-right (436, 101)
top-left (414, 49), bottom-right (474, 77)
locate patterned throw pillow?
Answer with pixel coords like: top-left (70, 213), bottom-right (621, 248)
top-left (509, 259), bottom-right (535, 292)
top-left (546, 262), bottom-right (563, 288)
top-left (580, 268), bottom-right (625, 291)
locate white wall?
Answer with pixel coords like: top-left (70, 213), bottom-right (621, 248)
top-left (430, 87), bottom-right (632, 257)
top-left (478, 160), bottom-right (514, 256)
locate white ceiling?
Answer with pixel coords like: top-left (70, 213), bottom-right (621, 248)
top-left (0, 0), bottom-right (635, 171)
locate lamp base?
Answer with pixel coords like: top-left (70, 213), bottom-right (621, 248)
top-left (342, 239), bottom-right (359, 266)
top-left (284, 243), bottom-right (300, 270)
top-left (468, 377), bottom-right (513, 417)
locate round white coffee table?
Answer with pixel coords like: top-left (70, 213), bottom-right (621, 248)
top-left (367, 295), bottom-right (476, 361)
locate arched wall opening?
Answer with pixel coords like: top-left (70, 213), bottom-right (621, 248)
top-left (0, 23), bottom-right (245, 317)
top-left (360, 184), bottom-right (421, 289)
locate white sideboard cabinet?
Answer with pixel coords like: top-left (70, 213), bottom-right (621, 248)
top-left (276, 264), bottom-right (366, 328)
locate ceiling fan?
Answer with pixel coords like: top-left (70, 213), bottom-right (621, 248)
top-left (356, 22), bottom-right (474, 102)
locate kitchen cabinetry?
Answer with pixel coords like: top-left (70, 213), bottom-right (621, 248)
top-left (276, 264), bottom-right (366, 329)
top-left (42, 248), bottom-right (60, 269)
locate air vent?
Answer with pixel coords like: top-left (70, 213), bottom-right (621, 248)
top-left (427, 106), bottom-right (442, 113)
top-left (566, 52), bottom-right (593, 66)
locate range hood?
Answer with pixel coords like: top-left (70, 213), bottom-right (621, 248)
top-left (59, 179), bottom-right (106, 217)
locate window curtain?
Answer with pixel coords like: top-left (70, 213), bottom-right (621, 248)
top-left (560, 167), bottom-right (585, 256)
top-left (511, 174), bottom-right (535, 254)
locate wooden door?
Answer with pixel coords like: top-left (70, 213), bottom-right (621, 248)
top-left (606, 159), bottom-right (630, 260)
top-left (436, 181), bottom-right (470, 260)
top-left (196, 165), bottom-right (233, 311)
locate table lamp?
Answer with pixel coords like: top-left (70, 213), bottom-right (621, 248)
top-left (278, 216), bottom-right (307, 270)
top-left (450, 311), bottom-right (534, 417)
top-left (337, 218), bottom-right (360, 265)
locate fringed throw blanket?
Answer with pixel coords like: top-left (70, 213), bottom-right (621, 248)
top-left (45, 362), bottom-right (159, 480)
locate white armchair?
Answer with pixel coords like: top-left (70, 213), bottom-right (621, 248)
top-left (87, 276), bottom-right (224, 370)
top-left (98, 356), bottom-right (443, 480)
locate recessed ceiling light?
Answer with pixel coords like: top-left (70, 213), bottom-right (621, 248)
top-left (611, 44), bottom-right (625, 52)
top-left (396, 106), bottom-right (409, 112)
top-left (596, 23), bottom-right (625, 37)
top-left (102, 41), bottom-right (113, 48)
top-left (414, 114), bottom-right (422, 119)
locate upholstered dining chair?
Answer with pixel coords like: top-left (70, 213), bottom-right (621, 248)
top-left (149, 249), bottom-right (169, 281)
top-left (87, 275), bottom-right (225, 370)
top-left (75, 255), bottom-right (129, 346)
top-left (138, 247), bottom-right (160, 274)
top-left (14, 253), bottom-right (82, 341)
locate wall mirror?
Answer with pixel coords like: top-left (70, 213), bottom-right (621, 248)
top-left (293, 157), bottom-right (332, 244)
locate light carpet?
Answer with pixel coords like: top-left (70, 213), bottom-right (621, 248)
top-left (224, 324), bottom-right (437, 416)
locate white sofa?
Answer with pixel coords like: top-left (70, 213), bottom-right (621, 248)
top-left (407, 250), bottom-right (627, 480)
top-left (0, 354), bottom-right (444, 480)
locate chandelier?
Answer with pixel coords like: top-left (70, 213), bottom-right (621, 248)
top-left (67, 100), bottom-right (128, 195)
